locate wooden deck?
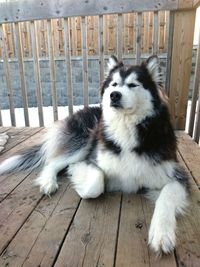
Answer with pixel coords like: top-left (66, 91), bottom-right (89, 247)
top-left (0, 127), bottom-right (199, 267)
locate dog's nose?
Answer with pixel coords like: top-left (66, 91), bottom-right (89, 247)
top-left (110, 91), bottom-right (122, 102)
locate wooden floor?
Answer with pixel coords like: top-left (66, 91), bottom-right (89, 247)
top-left (0, 127), bottom-right (199, 267)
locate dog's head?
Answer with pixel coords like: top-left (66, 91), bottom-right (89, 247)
top-left (100, 56), bottom-right (163, 120)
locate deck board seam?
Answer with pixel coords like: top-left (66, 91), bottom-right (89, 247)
top-left (52, 197), bottom-right (82, 267)
top-left (113, 192), bottom-right (123, 267)
top-left (140, 196), bottom-right (151, 267)
top-left (174, 249), bottom-right (180, 267)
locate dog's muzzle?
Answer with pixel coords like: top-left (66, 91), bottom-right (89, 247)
top-left (110, 91), bottom-right (122, 108)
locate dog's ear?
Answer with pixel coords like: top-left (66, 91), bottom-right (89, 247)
top-left (107, 55), bottom-right (119, 72)
top-left (145, 55), bottom-right (162, 84)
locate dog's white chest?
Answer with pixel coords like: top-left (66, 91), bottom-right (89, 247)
top-left (97, 149), bottom-right (173, 193)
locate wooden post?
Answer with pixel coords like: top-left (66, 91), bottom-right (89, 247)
top-left (117, 14), bottom-right (123, 61)
top-left (168, 9), bottom-right (196, 130)
top-left (188, 25), bottom-right (200, 137)
top-left (81, 16), bottom-right (89, 107)
top-left (30, 21), bottom-right (44, 127)
top-left (165, 11), bottom-right (174, 95)
top-left (63, 18), bottom-right (73, 115)
top-left (47, 19), bottom-right (58, 121)
top-left (0, 106), bottom-right (2, 126)
top-left (14, 22), bottom-right (30, 126)
top-left (152, 11), bottom-right (158, 54)
top-left (193, 89), bottom-right (200, 143)
top-left (136, 13), bottom-right (142, 65)
top-left (0, 24), bottom-right (16, 126)
top-left (99, 15), bottom-right (104, 85)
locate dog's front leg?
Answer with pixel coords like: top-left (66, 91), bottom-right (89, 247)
top-left (148, 181), bottom-right (188, 254)
top-left (68, 162), bottom-right (105, 199)
top-left (35, 155), bottom-right (69, 195)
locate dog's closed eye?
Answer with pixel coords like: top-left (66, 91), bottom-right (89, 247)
top-left (127, 83), bottom-right (138, 88)
top-left (112, 82), bottom-right (118, 87)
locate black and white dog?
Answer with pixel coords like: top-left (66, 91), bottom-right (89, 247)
top-left (0, 56), bottom-right (189, 254)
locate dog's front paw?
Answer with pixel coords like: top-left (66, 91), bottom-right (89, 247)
top-left (148, 221), bottom-right (175, 254)
top-left (35, 176), bottom-right (58, 196)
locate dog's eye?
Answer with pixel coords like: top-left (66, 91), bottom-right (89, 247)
top-left (128, 83), bottom-right (138, 88)
top-left (112, 82), bottom-right (118, 87)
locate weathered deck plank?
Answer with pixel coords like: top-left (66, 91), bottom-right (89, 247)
top-left (54, 193), bottom-right (122, 267)
top-left (0, 128), bottom-right (199, 267)
top-left (116, 194), bottom-right (177, 267)
top-left (177, 131), bottom-right (200, 187)
top-left (21, 186), bottom-right (80, 267)
top-left (115, 194), bottom-right (150, 267)
top-left (175, 151), bottom-right (200, 267)
top-left (0, 127), bottom-right (11, 134)
top-left (0, 169), bottom-right (43, 254)
top-left (0, 180), bottom-right (80, 267)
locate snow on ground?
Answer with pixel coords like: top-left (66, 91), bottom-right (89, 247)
top-left (0, 101), bottom-right (192, 132)
top-left (185, 100), bottom-right (191, 133)
top-left (1, 105), bottom-right (99, 127)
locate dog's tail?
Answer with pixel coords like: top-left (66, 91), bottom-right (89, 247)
top-left (0, 144), bottom-right (46, 175)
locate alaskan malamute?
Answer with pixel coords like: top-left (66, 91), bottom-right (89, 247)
top-left (0, 56), bottom-right (189, 254)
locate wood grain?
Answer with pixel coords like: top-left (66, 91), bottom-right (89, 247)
top-left (30, 21), bottom-right (44, 127)
top-left (175, 150), bottom-right (200, 267)
top-left (54, 193), bottom-right (122, 267)
top-left (0, 0), bottom-right (178, 24)
top-left (176, 131), bottom-right (200, 186)
top-left (169, 9), bottom-right (195, 129)
top-left (0, 25), bottom-right (16, 126)
top-left (47, 19), bottom-right (58, 121)
top-left (63, 18), bottom-right (73, 115)
top-left (14, 22), bottom-right (30, 126)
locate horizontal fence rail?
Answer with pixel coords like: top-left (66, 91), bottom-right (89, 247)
top-left (0, 0), bottom-right (179, 24)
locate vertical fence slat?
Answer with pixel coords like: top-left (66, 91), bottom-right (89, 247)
top-left (47, 19), bottom-right (58, 121)
top-left (117, 14), bottom-right (123, 61)
top-left (165, 11), bottom-right (174, 95)
top-left (136, 13), bottom-right (142, 65)
top-left (164, 11), bottom-right (170, 53)
top-left (81, 16), bottom-right (89, 107)
top-left (30, 21), bottom-right (44, 127)
top-left (0, 24), bottom-right (16, 126)
top-left (63, 18), bottom-right (73, 116)
top-left (152, 11), bottom-right (159, 54)
top-left (188, 25), bottom-right (200, 137)
top-left (193, 91), bottom-right (200, 143)
top-left (14, 22), bottom-right (29, 126)
top-left (99, 15), bottom-right (104, 85)
top-left (0, 106), bottom-right (2, 126)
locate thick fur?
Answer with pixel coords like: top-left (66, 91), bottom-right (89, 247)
top-left (0, 55), bottom-right (189, 254)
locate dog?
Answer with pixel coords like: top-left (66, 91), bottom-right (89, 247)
top-left (0, 55), bottom-right (189, 254)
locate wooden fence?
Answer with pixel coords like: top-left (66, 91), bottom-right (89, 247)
top-left (0, 0), bottom-right (199, 143)
top-left (0, 11), bottom-right (169, 58)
